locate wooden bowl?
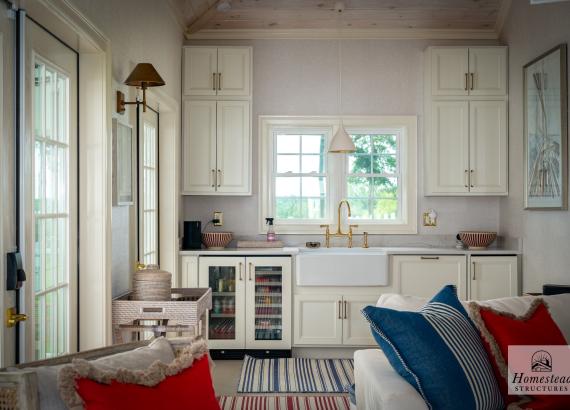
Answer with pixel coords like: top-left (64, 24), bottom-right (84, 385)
top-left (459, 231), bottom-right (497, 249)
top-left (202, 232), bottom-right (233, 250)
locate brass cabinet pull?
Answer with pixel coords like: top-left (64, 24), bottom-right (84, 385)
top-left (470, 170), bottom-right (475, 188)
top-left (239, 262), bottom-right (243, 281)
top-left (338, 301), bottom-right (342, 320)
top-left (217, 169), bottom-right (222, 187)
top-left (470, 73), bottom-right (474, 90)
top-left (249, 262), bottom-right (253, 281)
top-left (211, 169), bottom-right (216, 187)
top-left (212, 73), bottom-right (217, 91)
top-left (218, 72), bottom-right (222, 90)
top-left (343, 301), bottom-right (348, 319)
top-left (464, 169), bottom-right (469, 188)
top-left (472, 261), bottom-right (476, 280)
top-left (465, 73), bottom-right (469, 91)
top-left (420, 256), bottom-right (440, 260)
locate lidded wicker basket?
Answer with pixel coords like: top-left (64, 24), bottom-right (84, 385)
top-left (132, 265), bottom-right (172, 301)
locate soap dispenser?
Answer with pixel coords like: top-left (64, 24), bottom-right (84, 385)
top-left (265, 217), bottom-right (276, 242)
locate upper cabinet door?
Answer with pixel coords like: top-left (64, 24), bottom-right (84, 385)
top-left (217, 47), bottom-right (251, 97)
top-left (183, 47), bottom-right (218, 96)
top-left (216, 101), bottom-right (251, 194)
top-left (182, 100), bottom-right (217, 193)
top-left (427, 101), bottom-right (470, 194)
top-left (469, 100), bottom-right (508, 194)
top-left (431, 47), bottom-right (469, 96)
top-left (468, 48), bottom-right (507, 96)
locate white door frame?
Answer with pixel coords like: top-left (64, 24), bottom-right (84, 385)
top-left (20, 0), bottom-right (113, 353)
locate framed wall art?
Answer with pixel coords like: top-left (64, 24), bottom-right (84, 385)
top-left (524, 44), bottom-right (568, 210)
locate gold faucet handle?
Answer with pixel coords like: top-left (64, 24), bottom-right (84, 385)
top-left (349, 224), bottom-right (359, 232)
top-left (362, 231), bottom-right (369, 248)
top-left (319, 224), bottom-right (330, 231)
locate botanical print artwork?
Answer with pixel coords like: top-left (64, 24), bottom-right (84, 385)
top-left (524, 45), bottom-right (568, 209)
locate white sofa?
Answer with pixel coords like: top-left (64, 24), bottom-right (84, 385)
top-left (354, 293), bottom-right (570, 410)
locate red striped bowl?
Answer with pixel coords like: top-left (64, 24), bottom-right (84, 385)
top-left (459, 231), bottom-right (497, 250)
top-left (202, 232), bottom-right (233, 250)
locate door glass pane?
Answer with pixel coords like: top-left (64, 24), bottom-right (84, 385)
top-left (208, 266), bottom-right (236, 341)
top-left (254, 266), bottom-right (283, 341)
top-left (33, 57), bottom-right (70, 360)
top-left (141, 121), bottom-right (157, 265)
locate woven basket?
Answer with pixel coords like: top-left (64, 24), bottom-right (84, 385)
top-left (132, 266), bottom-right (172, 301)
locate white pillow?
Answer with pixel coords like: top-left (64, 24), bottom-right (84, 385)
top-left (376, 293), bottom-right (570, 340)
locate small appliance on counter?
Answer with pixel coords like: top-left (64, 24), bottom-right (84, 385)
top-left (182, 221), bottom-right (202, 250)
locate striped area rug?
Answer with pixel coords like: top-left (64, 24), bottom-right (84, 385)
top-left (237, 356), bottom-right (354, 393)
top-left (218, 395), bottom-right (351, 410)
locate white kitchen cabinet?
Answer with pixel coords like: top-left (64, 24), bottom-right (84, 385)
top-left (182, 100), bottom-right (217, 193)
top-left (469, 100), bottom-right (508, 194)
top-left (293, 294), bottom-right (376, 347)
top-left (217, 47), bottom-right (252, 97)
top-left (431, 47), bottom-right (469, 96)
top-left (391, 255), bottom-right (468, 299)
top-left (342, 295), bottom-right (377, 346)
top-left (199, 256), bottom-right (291, 350)
top-left (183, 47), bottom-right (218, 96)
top-left (469, 256), bottom-right (519, 300)
top-left (468, 48), bottom-right (508, 96)
top-left (183, 46), bottom-right (251, 97)
top-left (180, 255), bottom-right (199, 288)
top-left (182, 99), bottom-right (251, 195)
top-left (294, 294), bottom-right (343, 346)
top-left (427, 101), bottom-right (470, 194)
top-left (216, 101), bottom-right (251, 194)
top-left (430, 47), bottom-right (507, 97)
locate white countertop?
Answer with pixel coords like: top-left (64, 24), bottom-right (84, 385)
top-left (179, 246), bottom-right (520, 256)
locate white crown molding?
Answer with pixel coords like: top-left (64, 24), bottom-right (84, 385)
top-left (495, 0), bottom-right (513, 38)
top-left (185, 27), bottom-right (499, 41)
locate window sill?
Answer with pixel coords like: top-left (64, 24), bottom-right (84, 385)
top-left (260, 222), bottom-right (418, 235)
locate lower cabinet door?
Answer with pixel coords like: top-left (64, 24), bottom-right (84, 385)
top-left (342, 295), bottom-right (377, 346)
top-left (469, 256), bottom-right (519, 300)
top-left (293, 294), bottom-right (343, 345)
top-left (392, 255), bottom-right (468, 299)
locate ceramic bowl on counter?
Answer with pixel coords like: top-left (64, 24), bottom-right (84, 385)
top-left (202, 232), bottom-right (233, 250)
top-left (458, 231), bottom-right (497, 249)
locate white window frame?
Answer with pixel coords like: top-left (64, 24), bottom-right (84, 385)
top-left (140, 120), bottom-right (158, 265)
top-left (259, 115), bottom-right (417, 235)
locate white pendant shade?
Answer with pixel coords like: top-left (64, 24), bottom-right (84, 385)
top-left (329, 123), bottom-right (355, 153)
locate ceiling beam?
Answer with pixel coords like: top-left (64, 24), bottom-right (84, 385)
top-left (186, 0), bottom-right (223, 35)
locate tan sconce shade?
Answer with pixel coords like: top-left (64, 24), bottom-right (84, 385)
top-left (117, 63), bottom-right (165, 113)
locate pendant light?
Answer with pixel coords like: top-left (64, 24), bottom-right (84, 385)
top-left (329, 37), bottom-right (355, 153)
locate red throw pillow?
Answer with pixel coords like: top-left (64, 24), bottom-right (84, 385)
top-left (75, 356), bottom-right (219, 410)
top-left (469, 299), bottom-right (569, 410)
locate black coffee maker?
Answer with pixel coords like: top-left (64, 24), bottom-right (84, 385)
top-left (182, 221), bottom-right (202, 250)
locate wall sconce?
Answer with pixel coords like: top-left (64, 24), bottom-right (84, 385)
top-left (116, 63), bottom-right (165, 114)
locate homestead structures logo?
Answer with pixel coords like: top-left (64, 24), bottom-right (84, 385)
top-left (531, 350), bottom-right (553, 372)
top-left (508, 345), bottom-right (570, 395)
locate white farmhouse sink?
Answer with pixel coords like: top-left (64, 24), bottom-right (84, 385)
top-left (296, 248), bottom-right (389, 286)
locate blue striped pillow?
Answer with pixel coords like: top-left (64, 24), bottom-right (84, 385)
top-left (362, 285), bottom-right (503, 410)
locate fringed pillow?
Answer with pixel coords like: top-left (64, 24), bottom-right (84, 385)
top-left (469, 299), bottom-right (569, 410)
top-left (58, 338), bottom-right (220, 410)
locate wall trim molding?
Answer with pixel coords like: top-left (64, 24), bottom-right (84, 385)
top-left (185, 28), bottom-right (499, 41)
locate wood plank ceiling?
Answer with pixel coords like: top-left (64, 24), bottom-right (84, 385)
top-left (171, 0), bottom-right (509, 39)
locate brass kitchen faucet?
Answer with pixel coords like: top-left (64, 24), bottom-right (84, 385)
top-left (320, 200), bottom-right (361, 248)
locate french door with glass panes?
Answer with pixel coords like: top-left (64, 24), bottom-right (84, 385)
top-left (26, 19), bottom-right (78, 360)
top-left (139, 109), bottom-right (158, 265)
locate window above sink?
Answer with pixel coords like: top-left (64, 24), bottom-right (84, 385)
top-left (259, 116), bottom-right (418, 235)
